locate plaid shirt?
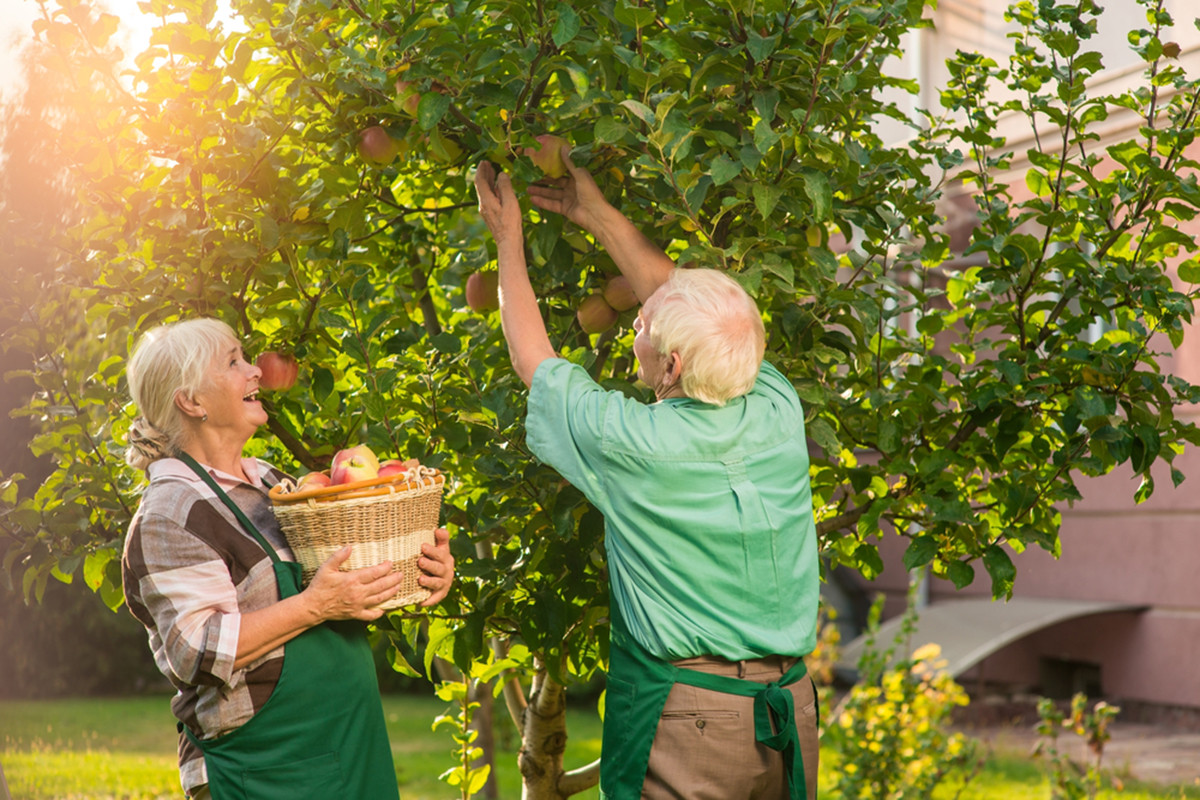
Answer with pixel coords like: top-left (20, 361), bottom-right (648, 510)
top-left (122, 456), bottom-right (293, 796)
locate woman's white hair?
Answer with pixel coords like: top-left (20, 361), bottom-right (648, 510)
top-left (646, 269), bottom-right (765, 405)
top-left (125, 318), bottom-right (239, 470)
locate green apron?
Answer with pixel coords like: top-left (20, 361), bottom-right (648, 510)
top-left (600, 602), bottom-right (811, 800)
top-left (178, 454), bottom-right (400, 800)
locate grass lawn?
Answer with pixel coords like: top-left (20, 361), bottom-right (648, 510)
top-left (2, 694), bottom-right (1198, 799)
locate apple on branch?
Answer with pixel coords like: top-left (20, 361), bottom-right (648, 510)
top-left (525, 134), bottom-right (571, 178)
top-left (330, 444), bottom-right (380, 485)
top-left (255, 351), bottom-right (299, 391)
top-left (577, 293), bottom-right (618, 334)
top-left (357, 126), bottom-right (399, 165)
top-left (466, 270), bottom-right (499, 312)
top-left (602, 275), bottom-right (639, 312)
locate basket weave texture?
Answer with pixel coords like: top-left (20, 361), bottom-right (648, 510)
top-left (270, 469), bottom-right (444, 611)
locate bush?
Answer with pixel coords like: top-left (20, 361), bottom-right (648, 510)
top-left (823, 590), bottom-right (981, 799)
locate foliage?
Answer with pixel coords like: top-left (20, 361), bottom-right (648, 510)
top-left (2, 0), bottom-right (1200, 793)
top-left (0, 577), bottom-right (165, 699)
top-left (1033, 693), bottom-right (1122, 800)
top-left (824, 589), bottom-right (981, 799)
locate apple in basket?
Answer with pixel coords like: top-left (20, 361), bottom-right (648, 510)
top-left (330, 445), bottom-right (380, 485)
top-left (296, 471), bottom-right (332, 489)
top-left (378, 457), bottom-right (420, 478)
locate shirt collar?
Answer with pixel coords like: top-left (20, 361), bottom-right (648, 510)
top-left (148, 456), bottom-right (267, 490)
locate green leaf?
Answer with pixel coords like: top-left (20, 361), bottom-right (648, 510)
top-left (982, 545), bottom-right (1016, 598)
top-left (552, 4), bottom-right (581, 47)
top-left (1176, 257), bottom-right (1200, 284)
top-left (902, 535), bottom-right (939, 571)
top-left (709, 155), bottom-right (741, 186)
top-left (805, 417), bottom-right (840, 456)
top-left (853, 543), bottom-right (884, 578)
top-left (1073, 385), bottom-right (1111, 420)
top-left (877, 416), bottom-right (900, 455)
top-left (594, 117), bottom-right (629, 144)
top-left (801, 171), bottom-right (832, 220)
top-left (417, 92), bottom-right (452, 130)
top-left (746, 30), bottom-right (778, 63)
top-left (753, 183), bottom-right (783, 219)
top-left (312, 367), bottom-right (334, 402)
top-left (619, 99), bottom-right (655, 125)
top-left (947, 559), bottom-right (975, 589)
top-left (83, 549), bottom-right (114, 591)
top-left (613, 0), bottom-right (656, 28)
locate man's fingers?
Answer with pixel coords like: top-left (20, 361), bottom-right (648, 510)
top-left (561, 145), bottom-right (578, 174)
top-left (474, 161), bottom-right (498, 202)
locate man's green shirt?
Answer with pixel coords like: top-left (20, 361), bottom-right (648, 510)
top-left (527, 358), bottom-right (819, 661)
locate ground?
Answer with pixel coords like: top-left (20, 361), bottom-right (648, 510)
top-left (954, 698), bottom-right (1200, 788)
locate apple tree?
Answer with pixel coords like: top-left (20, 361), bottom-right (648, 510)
top-left (3, 0), bottom-right (1200, 796)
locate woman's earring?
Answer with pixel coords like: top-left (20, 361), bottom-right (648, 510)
top-left (201, 413), bottom-right (208, 423)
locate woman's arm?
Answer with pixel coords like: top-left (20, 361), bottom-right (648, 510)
top-left (474, 161), bottom-right (558, 387)
top-left (232, 546), bottom-right (405, 669)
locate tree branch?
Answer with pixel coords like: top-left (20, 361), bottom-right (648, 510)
top-left (558, 759), bottom-right (602, 795)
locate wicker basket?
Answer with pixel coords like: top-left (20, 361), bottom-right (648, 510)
top-left (268, 467), bottom-right (444, 611)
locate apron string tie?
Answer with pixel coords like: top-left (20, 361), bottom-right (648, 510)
top-left (673, 659), bottom-right (810, 800)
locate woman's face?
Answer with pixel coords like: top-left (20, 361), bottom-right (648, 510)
top-left (192, 339), bottom-right (266, 441)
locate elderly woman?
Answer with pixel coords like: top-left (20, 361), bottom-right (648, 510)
top-left (120, 317), bottom-right (455, 800)
top-left (475, 156), bottom-right (820, 800)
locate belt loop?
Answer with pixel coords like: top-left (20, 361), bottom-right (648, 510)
top-left (738, 659), bottom-right (747, 679)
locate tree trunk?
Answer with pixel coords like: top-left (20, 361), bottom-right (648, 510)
top-left (517, 669), bottom-right (601, 800)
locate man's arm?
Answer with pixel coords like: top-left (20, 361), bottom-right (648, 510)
top-left (527, 148), bottom-right (675, 302)
top-left (474, 161), bottom-right (557, 387)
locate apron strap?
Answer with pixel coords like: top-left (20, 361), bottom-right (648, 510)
top-left (674, 658), bottom-right (810, 800)
top-left (177, 452), bottom-right (283, 565)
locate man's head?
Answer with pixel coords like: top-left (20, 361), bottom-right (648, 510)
top-left (634, 269), bottom-right (766, 405)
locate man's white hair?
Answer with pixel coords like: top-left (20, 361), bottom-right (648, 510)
top-left (646, 269), bottom-right (765, 405)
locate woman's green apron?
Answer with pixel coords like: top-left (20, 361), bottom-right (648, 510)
top-left (179, 454), bottom-right (400, 800)
top-left (600, 602), bottom-right (811, 800)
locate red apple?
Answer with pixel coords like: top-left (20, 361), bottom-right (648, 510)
top-left (577, 293), bottom-right (618, 334)
top-left (256, 351), bottom-right (299, 391)
top-left (524, 134), bottom-right (571, 178)
top-left (602, 275), bottom-right (639, 312)
top-left (466, 270), bottom-right (500, 312)
top-left (357, 126), bottom-right (399, 165)
top-left (296, 471), bottom-right (331, 489)
top-left (378, 457), bottom-right (420, 478)
top-left (330, 444), bottom-right (380, 485)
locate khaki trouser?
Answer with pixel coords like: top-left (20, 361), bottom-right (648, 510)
top-left (642, 655), bottom-right (820, 800)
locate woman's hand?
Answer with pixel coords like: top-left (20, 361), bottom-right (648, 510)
top-left (417, 527), bottom-right (455, 607)
top-left (526, 148), bottom-right (611, 232)
top-left (304, 546), bottom-right (405, 622)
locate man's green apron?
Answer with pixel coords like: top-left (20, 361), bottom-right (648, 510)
top-left (600, 603), bottom-right (811, 800)
top-left (179, 454), bottom-right (400, 800)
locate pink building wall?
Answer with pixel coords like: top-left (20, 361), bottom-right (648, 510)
top-left (838, 0), bottom-right (1200, 713)
top-left (851, 420), bottom-right (1200, 710)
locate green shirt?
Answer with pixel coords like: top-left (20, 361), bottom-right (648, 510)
top-left (527, 358), bottom-right (819, 661)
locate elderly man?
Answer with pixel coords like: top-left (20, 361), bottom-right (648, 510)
top-left (474, 151), bottom-right (820, 800)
